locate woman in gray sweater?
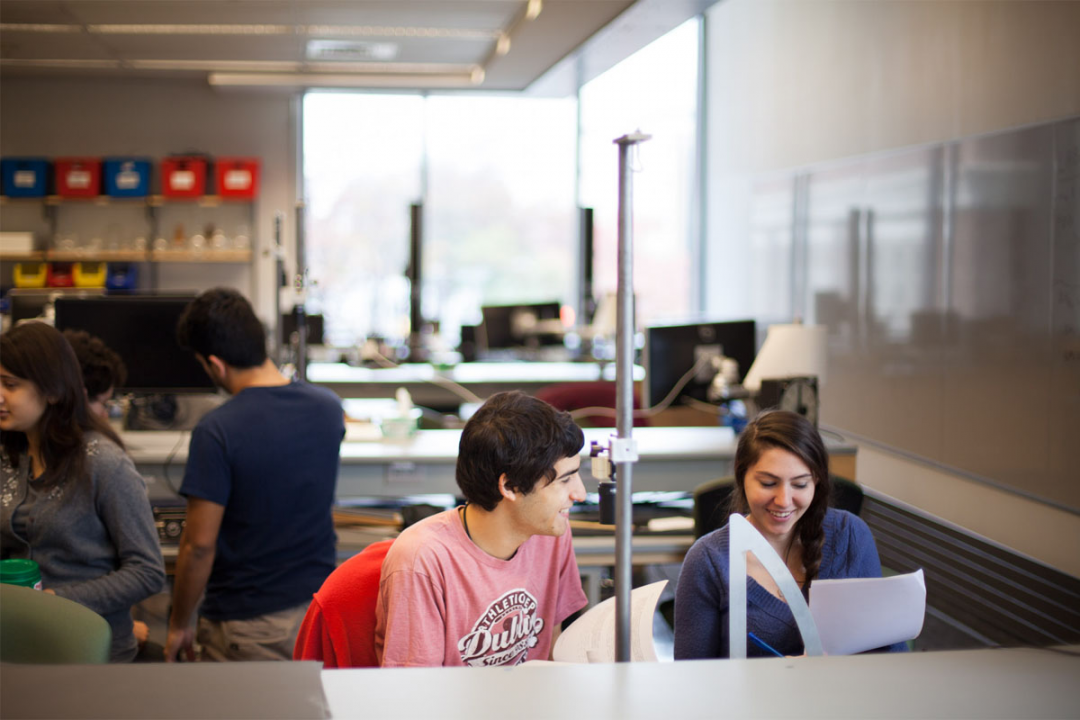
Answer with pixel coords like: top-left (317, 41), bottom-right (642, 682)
top-left (1, 322), bottom-right (165, 662)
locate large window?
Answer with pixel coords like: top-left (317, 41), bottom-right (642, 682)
top-left (578, 18), bottom-right (701, 326)
top-left (303, 20), bottom-right (700, 348)
top-left (424, 96), bottom-right (578, 343)
top-left (303, 93), bottom-right (577, 348)
top-left (303, 93), bottom-right (424, 347)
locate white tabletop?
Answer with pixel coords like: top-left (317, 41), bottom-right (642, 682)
top-left (307, 361), bottom-right (646, 385)
top-left (320, 646), bottom-right (1080, 720)
top-left (124, 426), bottom-right (739, 466)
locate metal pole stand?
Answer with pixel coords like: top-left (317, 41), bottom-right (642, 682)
top-left (606, 131), bottom-right (651, 662)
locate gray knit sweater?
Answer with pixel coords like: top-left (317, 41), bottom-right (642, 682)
top-left (1, 432), bottom-right (166, 662)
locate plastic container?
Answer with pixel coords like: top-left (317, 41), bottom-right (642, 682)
top-left (161, 157), bottom-right (207, 198)
top-left (55, 158), bottom-right (102, 198)
top-left (47, 262), bottom-right (75, 288)
top-left (0, 558), bottom-right (43, 590)
top-left (13, 262), bottom-right (48, 288)
top-left (74, 261), bottom-right (107, 288)
top-left (103, 158), bottom-right (151, 197)
top-left (215, 157), bottom-right (260, 199)
top-left (105, 262), bottom-right (139, 291)
top-left (1, 158), bottom-right (49, 197)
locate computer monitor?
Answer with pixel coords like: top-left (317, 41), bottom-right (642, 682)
top-left (280, 310), bottom-right (325, 346)
top-left (53, 294), bottom-right (215, 393)
top-left (7, 288), bottom-right (105, 324)
top-left (479, 302), bottom-right (562, 351)
top-left (643, 320), bottom-right (757, 408)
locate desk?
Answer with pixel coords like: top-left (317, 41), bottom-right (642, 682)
top-left (3, 647), bottom-right (1077, 719)
top-left (306, 361), bottom-right (645, 405)
top-left (129, 425), bottom-right (813, 501)
top-left (321, 646), bottom-right (1080, 719)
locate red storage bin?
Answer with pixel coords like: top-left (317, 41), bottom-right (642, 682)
top-left (162, 157), bottom-right (207, 198)
top-left (55, 158), bottom-right (102, 198)
top-left (216, 157), bottom-right (260, 199)
top-left (47, 262), bottom-right (76, 288)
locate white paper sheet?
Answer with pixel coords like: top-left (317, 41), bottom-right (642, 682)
top-left (552, 580), bottom-right (667, 663)
top-left (809, 569), bottom-right (926, 655)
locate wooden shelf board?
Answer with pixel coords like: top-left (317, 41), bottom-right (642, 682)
top-left (0, 251), bottom-right (47, 261)
top-left (46, 250), bottom-right (149, 262)
top-left (150, 249), bottom-right (252, 263)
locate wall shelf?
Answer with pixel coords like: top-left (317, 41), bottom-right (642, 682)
top-left (46, 250), bottom-right (148, 262)
top-left (1, 195), bottom-right (251, 208)
top-left (0, 251), bottom-right (47, 261)
top-left (150, 249), bottom-right (252, 263)
top-left (1, 249), bottom-right (253, 264)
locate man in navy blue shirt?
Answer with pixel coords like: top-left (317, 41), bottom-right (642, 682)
top-left (165, 288), bottom-right (344, 662)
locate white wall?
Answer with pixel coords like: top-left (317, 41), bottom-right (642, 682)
top-left (0, 75), bottom-right (300, 324)
top-left (703, 0), bottom-right (1080, 575)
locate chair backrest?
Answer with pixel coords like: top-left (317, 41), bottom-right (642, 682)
top-left (692, 477), bottom-right (735, 538)
top-left (293, 538), bottom-right (394, 668)
top-left (691, 475), bottom-right (865, 538)
top-left (534, 382), bottom-right (651, 428)
top-left (0, 583), bottom-right (112, 664)
top-left (831, 475), bottom-right (864, 516)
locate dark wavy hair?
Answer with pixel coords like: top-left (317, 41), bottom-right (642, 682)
top-left (729, 410), bottom-right (831, 591)
top-left (176, 287), bottom-right (267, 369)
top-left (456, 391), bottom-right (584, 511)
top-left (62, 329), bottom-right (128, 398)
top-left (1, 322), bottom-right (123, 488)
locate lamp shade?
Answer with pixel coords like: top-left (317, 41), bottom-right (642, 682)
top-left (743, 323), bottom-right (827, 392)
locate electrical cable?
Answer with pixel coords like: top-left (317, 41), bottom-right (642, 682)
top-left (568, 351), bottom-right (715, 422)
top-left (369, 349), bottom-right (485, 405)
top-left (161, 430), bottom-right (189, 496)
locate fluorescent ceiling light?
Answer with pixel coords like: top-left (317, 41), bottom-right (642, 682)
top-left (2, 22), bottom-right (499, 40)
top-left (495, 34), bottom-right (511, 56)
top-left (0, 23), bottom-right (82, 33)
top-left (87, 24), bottom-right (291, 35)
top-left (128, 59), bottom-right (300, 72)
top-left (0, 59), bottom-right (120, 68)
top-left (209, 71), bottom-right (484, 89)
top-left (303, 25), bottom-right (498, 40)
top-left (303, 61), bottom-right (475, 74)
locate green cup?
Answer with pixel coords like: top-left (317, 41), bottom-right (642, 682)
top-left (0, 558), bottom-right (43, 590)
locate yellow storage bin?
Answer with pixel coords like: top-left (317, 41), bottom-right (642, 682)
top-left (13, 262), bottom-right (48, 288)
top-left (74, 262), bottom-right (107, 288)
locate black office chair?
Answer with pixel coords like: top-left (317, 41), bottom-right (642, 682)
top-left (692, 477), bottom-right (735, 539)
top-left (691, 475), bottom-right (865, 539)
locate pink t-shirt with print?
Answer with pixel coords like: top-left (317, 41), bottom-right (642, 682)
top-left (375, 508), bottom-right (588, 667)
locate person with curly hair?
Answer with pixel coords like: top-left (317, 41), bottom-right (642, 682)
top-left (62, 329), bottom-right (127, 420)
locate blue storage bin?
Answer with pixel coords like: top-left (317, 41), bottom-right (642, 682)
top-left (105, 262), bottom-right (139, 291)
top-left (1, 158), bottom-right (49, 197)
top-left (103, 158), bottom-right (151, 197)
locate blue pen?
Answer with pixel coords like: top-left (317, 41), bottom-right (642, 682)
top-left (748, 632), bottom-right (784, 657)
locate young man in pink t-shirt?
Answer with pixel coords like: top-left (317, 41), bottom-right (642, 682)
top-left (374, 391), bottom-right (589, 667)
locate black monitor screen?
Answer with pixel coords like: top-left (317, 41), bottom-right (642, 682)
top-left (54, 295), bottom-right (215, 393)
top-left (480, 302), bottom-right (562, 350)
top-left (8, 289), bottom-right (104, 324)
top-left (644, 320), bottom-right (757, 407)
top-left (280, 311), bottom-right (325, 346)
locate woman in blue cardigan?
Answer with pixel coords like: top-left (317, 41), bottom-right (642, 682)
top-left (674, 410), bottom-right (906, 658)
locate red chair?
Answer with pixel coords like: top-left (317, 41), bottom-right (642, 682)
top-left (293, 539), bottom-right (393, 668)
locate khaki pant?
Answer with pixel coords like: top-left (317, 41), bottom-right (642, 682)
top-left (196, 602), bottom-right (310, 662)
